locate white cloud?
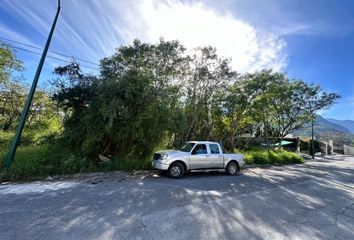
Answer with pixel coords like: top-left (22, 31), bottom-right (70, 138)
top-left (0, 0), bottom-right (287, 73)
top-left (0, 23), bottom-right (37, 46)
top-left (114, 0), bottom-right (287, 72)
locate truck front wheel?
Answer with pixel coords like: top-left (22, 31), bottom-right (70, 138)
top-left (226, 162), bottom-right (239, 176)
top-left (167, 162), bottom-right (185, 178)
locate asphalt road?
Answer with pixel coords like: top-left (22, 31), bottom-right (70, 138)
top-left (1, 155), bottom-right (354, 240)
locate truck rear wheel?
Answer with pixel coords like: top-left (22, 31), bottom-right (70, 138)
top-left (167, 162), bottom-right (185, 178)
top-left (226, 162), bottom-right (239, 176)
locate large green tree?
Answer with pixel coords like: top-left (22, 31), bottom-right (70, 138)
top-left (179, 46), bottom-right (237, 144)
top-left (0, 43), bottom-right (61, 144)
top-left (52, 40), bottom-right (188, 159)
top-left (0, 43), bottom-right (22, 85)
top-left (51, 39), bottom-right (341, 159)
top-left (270, 80), bottom-right (340, 141)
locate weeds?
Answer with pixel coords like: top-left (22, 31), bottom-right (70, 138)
top-left (243, 148), bottom-right (304, 165)
top-left (0, 145), bottom-right (152, 182)
top-left (1, 145), bottom-right (303, 182)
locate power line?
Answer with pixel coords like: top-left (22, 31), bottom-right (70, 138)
top-left (0, 36), bottom-right (99, 66)
top-left (11, 45), bottom-right (99, 71)
top-left (5, 44), bottom-right (99, 71)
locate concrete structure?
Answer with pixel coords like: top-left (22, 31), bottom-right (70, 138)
top-left (344, 145), bottom-right (354, 155)
top-left (328, 140), bottom-right (334, 155)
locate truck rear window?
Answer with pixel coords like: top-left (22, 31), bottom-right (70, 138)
top-left (210, 144), bottom-right (220, 154)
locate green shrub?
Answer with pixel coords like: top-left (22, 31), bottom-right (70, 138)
top-left (243, 153), bottom-right (254, 165)
top-left (59, 155), bottom-right (96, 174)
top-left (0, 145), bottom-right (153, 182)
top-left (0, 144), bottom-right (304, 182)
top-left (1, 146), bottom-right (56, 181)
top-left (268, 151), bottom-right (282, 164)
top-left (252, 151), bottom-right (271, 164)
top-left (0, 130), bottom-right (13, 147)
top-left (0, 145), bottom-right (72, 181)
top-left (277, 151), bottom-right (304, 164)
top-left (242, 149), bottom-right (304, 166)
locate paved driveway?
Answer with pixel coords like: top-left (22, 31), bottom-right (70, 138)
top-left (1, 155), bottom-right (354, 240)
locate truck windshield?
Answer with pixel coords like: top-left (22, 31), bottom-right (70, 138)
top-left (180, 142), bottom-right (195, 152)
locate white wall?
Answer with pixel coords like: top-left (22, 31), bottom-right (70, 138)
top-left (344, 145), bottom-right (354, 155)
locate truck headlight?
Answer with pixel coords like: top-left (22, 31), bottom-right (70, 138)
top-left (160, 153), bottom-right (168, 160)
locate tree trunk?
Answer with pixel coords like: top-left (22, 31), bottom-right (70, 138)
top-left (279, 135), bottom-right (284, 151)
top-left (264, 114), bottom-right (270, 153)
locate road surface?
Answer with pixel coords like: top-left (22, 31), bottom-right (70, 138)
top-left (1, 155), bottom-right (354, 240)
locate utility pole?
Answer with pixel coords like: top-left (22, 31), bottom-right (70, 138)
top-left (3, 0), bottom-right (61, 169)
top-left (311, 118), bottom-right (315, 159)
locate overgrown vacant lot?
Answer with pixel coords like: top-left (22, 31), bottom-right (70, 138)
top-left (0, 145), bottom-right (152, 182)
top-left (1, 40), bottom-right (338, 183)
top-left (0, 145), bottom-right (303, 182)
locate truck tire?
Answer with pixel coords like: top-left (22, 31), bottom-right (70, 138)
top-left (167, 162), bottom-right (185, 178)
top-left (226, 162), bottom-right (239, 176)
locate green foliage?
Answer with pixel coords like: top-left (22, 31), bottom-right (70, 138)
top-left (0, 130), bottom-right (13, 146)
top-left (0, 88), bottom-right (62, 146)
top-left (0, 39), bottom-right (336, 180)
top-left (0, 145), bottom-right (70, 181)
top-left (50, 39), bottom-right (339, 161)
top-left (0, 42), bottom-right (23, 84)
top-left (269, 79), bottom-right (340, 139)
top-left (0, 144), bottom-right (303, 182)
top-left (52, 40), bottom-right (188, 159)
top-left (178, 46), bottom-right (237, 144)
top-left (0, 145), bottom-right (152, 182)
top-left (243, 149), bottom-right (304, 165)
top-left (0, 44), bottom-right (62, 146)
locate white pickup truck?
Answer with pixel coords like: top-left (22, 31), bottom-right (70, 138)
top-left (152, 141), bottom-right (244, 178)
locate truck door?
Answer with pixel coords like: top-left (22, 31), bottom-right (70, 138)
top-left (189, 144), bottom-right (210, 169)
top-left (209, 144), bottom-right (224, 168)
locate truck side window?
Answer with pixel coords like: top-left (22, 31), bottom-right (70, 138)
top-left (210, 144), bottom-right (220, 154)
top-left (192, 144), bottom-right (207, 154)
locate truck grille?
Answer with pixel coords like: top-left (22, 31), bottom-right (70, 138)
top-left (153, 153), bottom-right (161, 160)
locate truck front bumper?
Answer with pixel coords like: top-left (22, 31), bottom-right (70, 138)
top-left (152, 160), bottom-right (170, 170)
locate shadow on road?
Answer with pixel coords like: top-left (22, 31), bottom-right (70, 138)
top-left (0, 157), bottom-right (354, 239)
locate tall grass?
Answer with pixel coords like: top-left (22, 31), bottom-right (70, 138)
top-left (243, 148), bottom-right (304, 165)
top-left (1, 144), bottom-right (303, 182)
top-left (0, 145), bottom-right (152, 182)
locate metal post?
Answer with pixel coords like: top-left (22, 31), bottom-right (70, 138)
top-left (3, 0), bottom-right (61, 169)
top-left (311, 118), bottom-right (315, 159)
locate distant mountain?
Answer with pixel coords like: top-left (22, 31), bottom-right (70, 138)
top-left (327, 118), bottom-right (354, 133)
top-left (315, 115), bottom-right (350, 133)
top-left (291, 115), bottom-right (353, 145)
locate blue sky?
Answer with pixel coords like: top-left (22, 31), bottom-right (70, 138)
top-left (0, 0), bottom-right (353, 120)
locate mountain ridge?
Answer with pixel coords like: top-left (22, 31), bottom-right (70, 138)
top-left (291, 115), bottom-right (353, 145)
top-left (326, 118), bottom-right (354, 133)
